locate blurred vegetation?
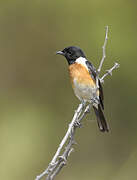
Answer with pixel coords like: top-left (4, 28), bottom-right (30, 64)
top-left (0, 0), bottom-right (137, 180)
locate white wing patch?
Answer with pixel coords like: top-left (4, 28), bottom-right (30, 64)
top-left (75, 57), bottom-right (88, 70)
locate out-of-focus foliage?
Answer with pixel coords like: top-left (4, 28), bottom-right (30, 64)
top-left (0, 0), bottom-right (137, 179)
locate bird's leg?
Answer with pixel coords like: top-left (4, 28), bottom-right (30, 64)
top-left (90, 96), bottom-right (99, 105)
top-left (74, 121), bottom-right (82, 128)
top-left (81, 99), bottom-right (86, 109)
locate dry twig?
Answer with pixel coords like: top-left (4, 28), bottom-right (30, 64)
top-left (35, 26), bottom-right (119, 180)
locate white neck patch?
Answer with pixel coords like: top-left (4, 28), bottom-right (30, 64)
top-left (75, 57), bottom-right (88, 70)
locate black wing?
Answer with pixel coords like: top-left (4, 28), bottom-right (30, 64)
top-left (98, 80), bottom-right (104, 109)
top-left (86, 61), bottom-right (97, 81)
top-left (86, 60), bottom-right (104, 109)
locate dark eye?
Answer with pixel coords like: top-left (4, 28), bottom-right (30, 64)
top-left (68, 51), bottom-right (72, 55)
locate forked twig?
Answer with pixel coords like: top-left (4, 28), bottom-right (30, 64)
top-left (35, 26), bottom-right (119, 180)
top-left (100, 62), bottom-right (120, 83)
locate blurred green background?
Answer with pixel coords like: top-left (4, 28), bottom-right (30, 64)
top-left (0, 0), bottom-right (137, 180)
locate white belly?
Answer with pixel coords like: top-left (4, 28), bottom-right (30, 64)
top-left (73, 79), bottom-right (97, 102)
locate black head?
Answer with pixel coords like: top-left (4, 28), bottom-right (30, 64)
top-left (56, 46), bottom-right (86, 65)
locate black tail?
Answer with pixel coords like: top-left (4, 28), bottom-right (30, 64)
top-left (93, 105), bottom-right (109, 132)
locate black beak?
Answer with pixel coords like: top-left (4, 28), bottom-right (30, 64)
top-left (56, 51), bottom-right (65, 56)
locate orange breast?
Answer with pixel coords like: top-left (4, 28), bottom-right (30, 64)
top-left (68, 63), bottom-right (96, 88)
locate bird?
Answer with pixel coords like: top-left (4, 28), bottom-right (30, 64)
top-left (56, 46), bottom-right (109, 132)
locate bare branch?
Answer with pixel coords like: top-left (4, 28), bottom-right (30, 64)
top-left (35, 103), bottom-right (92, 180)
top-left (50, 161), bottom-right (65, 180)
top-left (96, 26), bottom-right (109, 90)
top-left (100, 62), bottom-right (120, 83)
top-left (35, 26), bottom-right (119, 180)
top-left (97, 26), bottom-right (109, 74)
top-left (35, 103), bottom-right (85, 180)
top-left (45, 104), bottom-right (92, 180)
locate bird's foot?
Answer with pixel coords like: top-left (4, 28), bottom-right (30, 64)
top-left (81, 100), bottom-right (86, 108)
top-left (74, 120), bottom-right (82, 128)
top-left (91, 97), bottom-right (99, 104)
